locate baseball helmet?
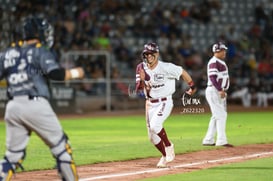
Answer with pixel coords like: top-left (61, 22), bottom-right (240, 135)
top-left (22, 16), bottom-right (54, 48)
top-left (142, 42), bottom-right (159, 55)
top-left (212, 42), bottom-right (228, 53)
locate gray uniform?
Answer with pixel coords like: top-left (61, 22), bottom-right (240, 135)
top-left (0, 43), bottom-right (78, 181)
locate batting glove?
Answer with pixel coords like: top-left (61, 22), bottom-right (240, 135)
top-left (186, 81), bottom-right (197, 95)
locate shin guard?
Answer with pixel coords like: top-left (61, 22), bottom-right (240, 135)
top-left (0, 157), bottom-right (14, 181)
top-left (51, 134), bottom-right (78, 181)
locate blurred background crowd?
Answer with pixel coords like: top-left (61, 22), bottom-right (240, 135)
top-left (1, 0), bottom-right (273, 108)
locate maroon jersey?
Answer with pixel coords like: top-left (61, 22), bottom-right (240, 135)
top-left (207, 56), bottom-right (229, 91)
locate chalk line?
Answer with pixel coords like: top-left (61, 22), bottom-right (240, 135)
top-left (79, 151), bottom-right (273, 181)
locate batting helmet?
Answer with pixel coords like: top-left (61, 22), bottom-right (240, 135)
top-left (142, 42), bottom-right (159, 54)
top-left (141, 42), bottom-right (159, 61)
top-left (22, 16), bottom-right (54, 48)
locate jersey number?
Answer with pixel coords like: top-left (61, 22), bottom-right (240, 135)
top-left (8, 72), bottom-right (28, 84)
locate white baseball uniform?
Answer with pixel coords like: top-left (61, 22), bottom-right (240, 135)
top-left (141, 61), bottom-right (183, 145)
top-left (202, 56), bottom-right (230, 146)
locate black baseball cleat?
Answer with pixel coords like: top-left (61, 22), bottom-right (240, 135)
top-left (222, 144), bottom-right (234, 147)
top-left (202, 143), bottom-right (215, 146)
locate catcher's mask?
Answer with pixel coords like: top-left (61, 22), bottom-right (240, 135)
top-left (22, 16), bottom-right (54, 48)
top-left (142, 42), bottom-right (159, 63)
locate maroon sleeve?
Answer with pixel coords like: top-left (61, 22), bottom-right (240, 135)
top-left (209, 75), bottom-right (222, 91)
top-left (135, 63), bottom-right (144, 91)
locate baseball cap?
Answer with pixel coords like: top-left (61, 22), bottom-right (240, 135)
top-left (212, 42), bottom-right (228, 53)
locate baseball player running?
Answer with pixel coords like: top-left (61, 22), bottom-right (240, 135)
top-left (135, 43), bottom-right (196, 168)
top-left (0, 16), bottom-right (84, 181)
top-left (202, 42), bottom-right (233, 147)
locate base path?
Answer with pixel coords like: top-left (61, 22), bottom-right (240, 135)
top-left (13, 143), bottom-right (273, 181)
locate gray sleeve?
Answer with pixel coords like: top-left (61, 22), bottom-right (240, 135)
top-left (38, 48), bottom-right (61, 74)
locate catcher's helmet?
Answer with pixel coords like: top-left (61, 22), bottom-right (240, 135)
top-left (22, 16), bottom-right (54, 48)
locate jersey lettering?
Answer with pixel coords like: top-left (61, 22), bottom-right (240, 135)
top-left (4, 49), bottom-right (20, 68)
top-left (1, 45), bottom-right (57, 99)
top-left (27, 49), bottom-right (33, 63)
top-left (8, 72), bottom-right (28, 84)
top-left (152, 84), bottom-right (164, 88)
top-left (154, 74), bottom-right (164, 81)
top-left (4, 59), bottom-right (16, 69)
top-left (18, 58), bottom-right (27, 70)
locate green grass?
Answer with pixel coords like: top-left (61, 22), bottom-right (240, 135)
top-left (0, 111), bottom-right (272, 174)
top-left (141, 156), bottom-right (273, 181)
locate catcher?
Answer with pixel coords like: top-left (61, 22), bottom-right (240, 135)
top-left (0, 16), bottom-right (84, 181)
top-left (135, 42), bottom-right (196, 167)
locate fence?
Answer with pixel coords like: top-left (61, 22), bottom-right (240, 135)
top-left (0, 50), bottom-right (196, 115)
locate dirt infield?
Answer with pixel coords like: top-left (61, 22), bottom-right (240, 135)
top-left (11, 105), bottom-right (273, 181)
top-left (13, 143), bottom-right (273, 181)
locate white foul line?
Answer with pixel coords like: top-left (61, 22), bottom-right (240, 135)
top-left (79, 151), bottom-right (273, 181)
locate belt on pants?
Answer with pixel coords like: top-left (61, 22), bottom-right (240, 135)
top-left (148, 97), bottom-right (167, 103)
top-left (10, 95), bottom-right (46, 101)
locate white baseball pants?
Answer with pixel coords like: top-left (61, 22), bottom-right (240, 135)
top-left (203, 87), bottom-right (228, 146)
top-left (145, 96), bottom-right (173, 145)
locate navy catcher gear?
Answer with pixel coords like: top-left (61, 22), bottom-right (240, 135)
top-left (0, 16), bottom-right (80, 181)
top-left (22, 16), bottom-right (54, 48)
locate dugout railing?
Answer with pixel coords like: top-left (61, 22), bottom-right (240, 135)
top-left (56, 50), bottom-right (147, 113)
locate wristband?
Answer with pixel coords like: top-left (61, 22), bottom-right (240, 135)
top-left (188, 81), bottom-right (195, 89)
top-left (70, 68), bottom-right (80, 79)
